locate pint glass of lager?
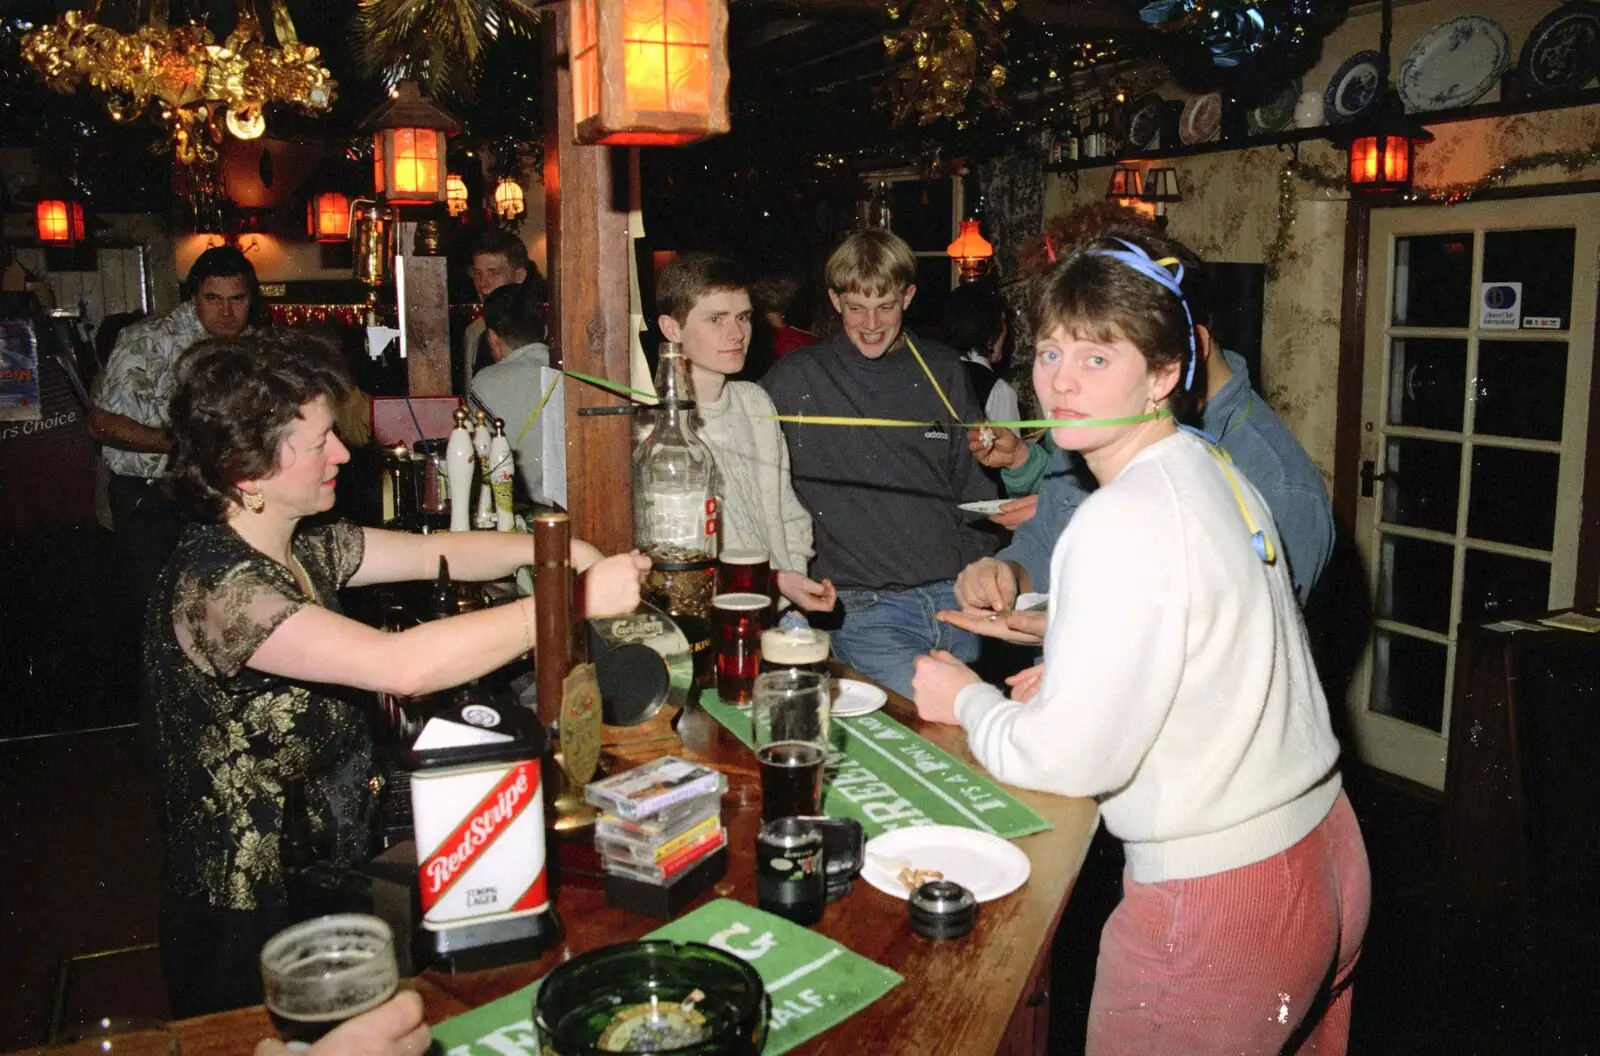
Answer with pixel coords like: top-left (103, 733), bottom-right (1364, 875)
top-left (759, 627), bottom-right (829, 678)
top-left (261, 914), bottom-right (399, 1045)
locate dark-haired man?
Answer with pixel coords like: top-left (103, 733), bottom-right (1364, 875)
top-left (89, 245), bottom-right (258, 753)
top-left (459, 229), bottom-right (543, 392)
top-left (469, 283), bottom-right (553, 503)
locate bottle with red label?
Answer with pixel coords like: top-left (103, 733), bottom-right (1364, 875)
top-left (633, 342), bottom-right (721, 686)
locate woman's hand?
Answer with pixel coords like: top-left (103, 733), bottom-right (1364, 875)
top-left (937, 607), bottom-right (1045, 645)
top-left (776, 570), bottom-right (837, 612)
top-left (584, 550), bottom-right (650, 617)
top-left (1006, 664), bottom-right (1045, 703)
top-left (987, 494), bottom-right (1039, 531)
top-left (954, 557), bottom-right (1019, 612)
top-left (967, 427), bottom-right (1030, 471)
top-left (911, 650), bottom-right (981, 725)
top-left (255, 991), bottom-right (431, 1056)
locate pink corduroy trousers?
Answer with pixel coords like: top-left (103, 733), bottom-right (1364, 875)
top-left (1087, 790), bottom-right (1371, 1055)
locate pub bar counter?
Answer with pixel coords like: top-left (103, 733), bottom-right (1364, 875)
top-left (162, 680), bottom-right (1098, 1056)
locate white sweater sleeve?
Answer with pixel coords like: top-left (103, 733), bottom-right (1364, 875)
top-left (955, 478), bottom-right (1189, 798)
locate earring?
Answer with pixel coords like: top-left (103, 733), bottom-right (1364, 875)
top-left (242, 490), bottom-right (265, 513)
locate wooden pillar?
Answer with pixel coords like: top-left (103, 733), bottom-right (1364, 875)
top-left (400, 250), bottom-right (452, 397)
top-left (545, 8), bottom-right (634, 555)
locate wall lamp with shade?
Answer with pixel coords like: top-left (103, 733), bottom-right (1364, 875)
top-left (569, 0), bottom-right (731, 145)
top-left (307, 190), bottom-right (351, 242)
top-left (1140, 167), bottom-right (1182, 230)
top-left (947, 219), bottom-right (994, 283)
top-left (1106, 165), bottom-right (1144, 201)
top-left (446, 174), bottom-right (469, 217)
top-left (361, 80), bottom-right (463, 205)
top-left (493, 177), bottom-right (526, 220)
top-left (35, 198), bottom-right (86, 246)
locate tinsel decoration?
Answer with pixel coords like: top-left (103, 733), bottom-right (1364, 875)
top-left (882, 0), bottom-right (1016, 124)
top-left (355, 0), bottom-right (545, 102)
top-left (1264, 140), bottom-right (1600, 280)
top-left (20, 3), bottom-right (335, 165)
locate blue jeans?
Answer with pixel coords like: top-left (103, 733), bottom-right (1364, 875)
top-left (829, 581), bottom-right (979, 699)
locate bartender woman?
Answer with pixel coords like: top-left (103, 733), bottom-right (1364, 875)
top-left (147, 330), bottom-right (648, 1016)
top-left (912, 233), bottom-right (1370, 1054)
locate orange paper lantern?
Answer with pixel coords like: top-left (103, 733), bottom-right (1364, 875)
top-left (307, 191), bottom-right (351, 242)
top-left (570, 0), bottom-right (731, 146)
top-left (35, 199), bottom-right (85, 246)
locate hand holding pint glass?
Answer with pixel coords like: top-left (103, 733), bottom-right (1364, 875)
top-left (261, 915), bottom-right (400, 1048)
top-left (751, 670), bottom-right (831, 822)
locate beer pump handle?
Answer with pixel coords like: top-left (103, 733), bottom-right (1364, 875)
top-left (532, 512), bottom-right (572, 730)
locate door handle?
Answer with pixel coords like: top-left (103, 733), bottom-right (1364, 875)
top-left (1360, 460), bottom-right (1394, 498)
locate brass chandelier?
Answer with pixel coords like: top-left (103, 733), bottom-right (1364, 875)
top-left (21, 0), bottom-right (336, 165)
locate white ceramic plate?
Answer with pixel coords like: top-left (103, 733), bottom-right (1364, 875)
top-left (1398, 15), bottom-right (1508, 112)
top-left (832, 678), bottom-right (888, 718)
top-left (958, 499), bottom-right (1008, 516)
top-left (862, 825), bottom-right (1031, 903)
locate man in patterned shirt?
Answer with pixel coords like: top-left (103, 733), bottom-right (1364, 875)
top-left (90, 246), bottom-right (257, 730)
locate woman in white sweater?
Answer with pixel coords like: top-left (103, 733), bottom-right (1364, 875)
top-left (912, 232), bottom-right (1369, 1055)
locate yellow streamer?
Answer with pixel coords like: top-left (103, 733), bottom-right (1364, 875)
top-left (904, 335), bottom-right (962, 422)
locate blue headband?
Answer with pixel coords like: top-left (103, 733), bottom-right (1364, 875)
top-left (1088, 238), bottom-right (1198, 391)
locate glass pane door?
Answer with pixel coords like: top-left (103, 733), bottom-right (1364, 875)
top-left (1353, 195), bottom-right (1597, 789)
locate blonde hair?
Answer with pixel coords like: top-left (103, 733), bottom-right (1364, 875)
top-left (825, 230), bottom-right (916, 297)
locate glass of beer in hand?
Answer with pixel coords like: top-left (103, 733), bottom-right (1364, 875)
top-left (261, 914), bottom-right (399, 1045)
top-left (713, 592), bottom-right (770, 705)
top-left (751, 670), bottom-right (831, 821)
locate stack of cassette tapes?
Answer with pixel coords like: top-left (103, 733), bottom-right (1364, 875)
top-left (586, 757), bottom-right (727, 890)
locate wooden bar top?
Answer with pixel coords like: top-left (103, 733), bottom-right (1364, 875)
top-left (168, 681), bottom-right (1100, 1056)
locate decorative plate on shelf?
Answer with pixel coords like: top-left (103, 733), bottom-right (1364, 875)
top-left (1323, 50), bottom-right (1383, 124)
top-left (1179, 92), bottom-right (1222, 146)
top-left (1518, 2), bottom-right (1600, 95)
top-left (1398, 15), bottom-right (1509, 112)
top-left (1247, 78), bottom-right (1301, 135)
top-left (1127, 94), bottom-right (1164, 152)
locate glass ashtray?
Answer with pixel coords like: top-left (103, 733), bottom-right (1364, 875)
top-left (533, 941), bottom-right (768, 1055)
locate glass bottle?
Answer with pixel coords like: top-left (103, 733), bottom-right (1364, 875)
top-left (633, 343), bottom-right (721, 686)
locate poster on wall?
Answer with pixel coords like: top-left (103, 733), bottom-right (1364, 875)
top-left (1479, 282), bottom-right (1522, 329)
top-left (0, 319), bottom-right (41, 421)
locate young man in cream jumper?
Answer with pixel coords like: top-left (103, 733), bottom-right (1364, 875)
top-left (656, 253), bottom-right (836, 615)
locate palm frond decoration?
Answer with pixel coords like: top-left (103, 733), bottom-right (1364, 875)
top-left (355, 0), bottom-right (545, 102)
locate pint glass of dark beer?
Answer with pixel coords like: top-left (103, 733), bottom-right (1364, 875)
top-left (717, 549), bottom-right (773, 617)
top-left (261, 914), bottom-right (399, 1045)
top-left (751, 670), bottom-right (830, 821)
top-left (759, 626), bottom-right (830, 677)
top-left (713, 592), bottom-right (770, 705)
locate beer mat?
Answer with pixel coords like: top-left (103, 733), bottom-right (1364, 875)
top-left (702, 695), bottom-right (1052, 840)
top-left (428, 900), bottom-right (901, 1056)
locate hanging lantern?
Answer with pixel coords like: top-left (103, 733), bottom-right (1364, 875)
top-left (307, 191), bottom-right (351, 242)
top-left (360, 80), bottom-right (462, 205)
top-left (946, 219), bottom-right (994, 283)
top-left (1140, 167), bottom-right (1183, 230)
top-left (1105, 165), bottom-right (1145, 201)
top-left (446, 174), bottom-right (469, 217)
top-left (1341, 102), bottom-right (1433, 196)
top-left (493, 177), bottom-right (526, 220)
top-left (569, 0), bottom-right (731, 146)
top-left (36, 199), bottom-right (86, 246)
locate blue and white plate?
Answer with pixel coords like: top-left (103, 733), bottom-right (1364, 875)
top-left (1324, 50), bottom-right (1383, 125)
top-left (1518, 2), bottom-right (1600, 95)
top-left (1398, 15), bottom-right (1508, 112)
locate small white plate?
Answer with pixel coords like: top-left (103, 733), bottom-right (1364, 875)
top-left (832, 678), bottom-right (888, 718)
top-left (861, 825), bottom-right (1031, 903)
top-left (958, 499), bottom-right (1008, 516)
